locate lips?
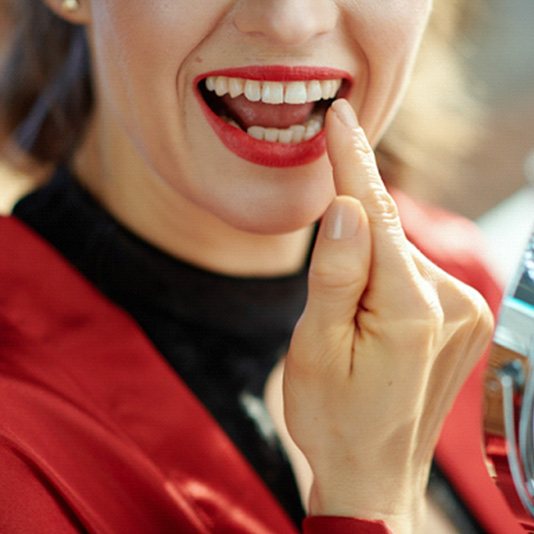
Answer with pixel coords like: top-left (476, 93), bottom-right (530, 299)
top-left (193, 66), bottom-right (352, 167)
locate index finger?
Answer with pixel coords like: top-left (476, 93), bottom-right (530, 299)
top-left (325, 99), bottom-right (420, 303)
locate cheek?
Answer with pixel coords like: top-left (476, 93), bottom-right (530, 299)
top-left (88, 1), bottom-right (229, 153)
top-left (346, 0), bottom-right (431, 65)
top-left (343, 0), bottom-right (432, 141)
top-left (92, 1), bottom-right (227, 60)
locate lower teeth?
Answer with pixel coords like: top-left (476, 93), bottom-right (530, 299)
top-left (223, 115), bottom-right (324, 144)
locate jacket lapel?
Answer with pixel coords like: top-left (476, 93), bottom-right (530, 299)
top-left (0, 216), bottom-right (295, 534)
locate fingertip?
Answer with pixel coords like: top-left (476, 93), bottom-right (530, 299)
top-left (330, 99), bottom-right (360, 129)
top-left (325, 100), bottom-right (361, 151)
top-left (326, 100), bottom-right (369, 154)
top-left (325, 103), bottom-right (368, 198)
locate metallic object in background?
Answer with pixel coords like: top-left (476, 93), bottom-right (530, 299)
top-left (484, 223), bottom-right (534, 530)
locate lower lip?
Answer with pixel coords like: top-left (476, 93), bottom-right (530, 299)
top-left (194, 87), bottom-right (326, 168)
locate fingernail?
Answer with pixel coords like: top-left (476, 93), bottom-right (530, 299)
top-left (332, 99), bottom-right (359, 129)
top-left (325, 200), bottom-right (360, 240)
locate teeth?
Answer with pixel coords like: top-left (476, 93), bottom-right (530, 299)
top-left (261, 81), bottom-right (284, 104)
top-left (247, 126), bottom-right (264, 141)
top-left (228, 77), bottom-right (244, 98)
top-left (204, 74), bottom-right (340, 143)
top-left (278, 129), bottom-right (294, 144)
top-left (304, 118), bottom-right (322, 140)
top-left (221, 116), bottom-right (241, 129)
top-left (264, 128), bottom-right (279, 143)
top-left (245, 115), bottom-right (324, 144)
top-left (321, 79), bottom-right (339, 99)
top-left (285, 81), bottom-right (308, 104)
top-left (244, 80), bottom-right (261, 102)
top-left (306, 80), bottom-right (322, 102)
top-left (290, 125), bottom-right (306, 143)
top-left (214, 76), bottom-right (228, 97)
top-left (205, 77), bottom-right (216, 91)
top-left (204, 76), bottom-right (342, 104)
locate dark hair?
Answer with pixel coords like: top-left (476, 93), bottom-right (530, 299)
top-left (0, 1), bottom-right (91, 163)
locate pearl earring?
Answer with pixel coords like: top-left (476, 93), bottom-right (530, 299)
top-left (62, 0), bottom-right (80, 12)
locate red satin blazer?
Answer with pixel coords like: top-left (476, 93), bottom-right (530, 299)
top-left (0, 192), bottom-right (523, 533)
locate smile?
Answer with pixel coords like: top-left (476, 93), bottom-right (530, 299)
top-left (194, 66), bottom-right (352, 167)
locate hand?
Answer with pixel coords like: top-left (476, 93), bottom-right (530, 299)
top-left (283, 99), bottom-right (494, 532)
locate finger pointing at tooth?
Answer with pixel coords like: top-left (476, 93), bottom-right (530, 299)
top-left (283, 98), bottom-right (493, 532)
top-left (325, 99), bottom-right (421, 313)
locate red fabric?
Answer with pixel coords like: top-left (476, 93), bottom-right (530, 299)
top-left (0, 216), bottom-right (387, 533)
top-left (0, 217), bottom-right (292, 533)
top-left (0, 194), bottom-right (525, 532)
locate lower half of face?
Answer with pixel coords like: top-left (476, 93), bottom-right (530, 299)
top-left (89, 0), bottom-right (431, 235)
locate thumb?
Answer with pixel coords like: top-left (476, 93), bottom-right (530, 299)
top-left (303, 195), bottom-right (371, 332)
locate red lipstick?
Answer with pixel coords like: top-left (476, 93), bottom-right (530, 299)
top-left (193, 65), bottom-right (352, 168)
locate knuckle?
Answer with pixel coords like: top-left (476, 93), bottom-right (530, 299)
top-left (425, 305), bottom-right (445, 331)
top-left (445, 281), bottom-right (494, 338)
top-left (373, 189), bottom-right (399, 218)
top-left (350, 126), bottom-right (375, 158)
top-left (406, 317), bottom-right (442, 349)
top-left (407, 280), bottom-right (444, 326)
top-left (393, 289), bottom-right (445, 351)
top-left (362, 188), bottom-right (400, 226)
top-left (469, 292), bottom-right (495, 337)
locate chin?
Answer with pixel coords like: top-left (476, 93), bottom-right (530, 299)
top-left (208, 180), bottom-right (334, 236)
top-left (231, 211), bottom-right (321, 235)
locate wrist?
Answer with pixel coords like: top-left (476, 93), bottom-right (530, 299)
top-left (308, 478), bottom-right (425, 534)
top-left (303, 516), bottom-right (393, 534)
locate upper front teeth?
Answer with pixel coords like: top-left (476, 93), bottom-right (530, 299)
top-left (205, 76), bottom-right (342, 104)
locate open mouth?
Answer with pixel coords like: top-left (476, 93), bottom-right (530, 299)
top-left (199, 76), bottom-right (344, 143)
top-left (194, 66), bottom-right (351, 167)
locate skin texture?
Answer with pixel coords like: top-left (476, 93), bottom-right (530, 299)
top-left (43, 1), bottom-right (495, 531)
top-left (46, 0), bottom-right (432, 275)
top-left (283, 101), bottom-right (493, 531)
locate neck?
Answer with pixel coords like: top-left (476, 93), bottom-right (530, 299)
top-left (73, 116), bottom-right (313, 278)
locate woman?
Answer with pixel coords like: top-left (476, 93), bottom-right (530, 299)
top-left (0, 1), bottom-right (523, 532)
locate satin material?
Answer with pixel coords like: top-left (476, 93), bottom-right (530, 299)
top-left (0, 191), bottom-right (524, 532)
top-left (11, 164), bottom-right (308, 525)
top-left (0, 215), bottom-right (389, 533)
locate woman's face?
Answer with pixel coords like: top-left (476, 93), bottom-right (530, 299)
top-left (84, 0), bottom-right (432, 234)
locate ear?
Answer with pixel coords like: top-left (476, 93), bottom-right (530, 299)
top-left (41, 0), bottom-right (91, 25)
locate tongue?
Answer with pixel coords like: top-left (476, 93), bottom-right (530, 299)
top-left (221, 95), bottom-right (315, 129)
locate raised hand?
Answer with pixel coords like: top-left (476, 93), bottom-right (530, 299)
top-left (283, 99), bottom-right (494, 533)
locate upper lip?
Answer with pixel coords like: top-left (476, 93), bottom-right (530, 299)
top-left (193, 65), bottom-right (353, 84)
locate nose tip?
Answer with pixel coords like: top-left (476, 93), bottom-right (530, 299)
top-left (233, 0), bottom-right (338, 47)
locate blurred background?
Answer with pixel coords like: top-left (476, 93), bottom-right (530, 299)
top-left (454, 0), bottom-right (534, 282)
top-left (0, 0), bottom-right (533, 283)
top-left (452, 0), bottom-right (533, 219)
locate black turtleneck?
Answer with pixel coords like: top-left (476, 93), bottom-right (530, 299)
top-left (13, 166), bottom-right (308, 525)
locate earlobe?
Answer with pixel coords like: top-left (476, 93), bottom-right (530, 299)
top-left (41, 0), bottom-right (91, 25)
top-left (63, 0), bottom-right (81, 12)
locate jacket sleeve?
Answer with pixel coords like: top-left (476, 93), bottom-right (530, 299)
top-left (302, 516), bottom-right (392, 533)
top-left (0, 445), bottom-right (80, 534)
